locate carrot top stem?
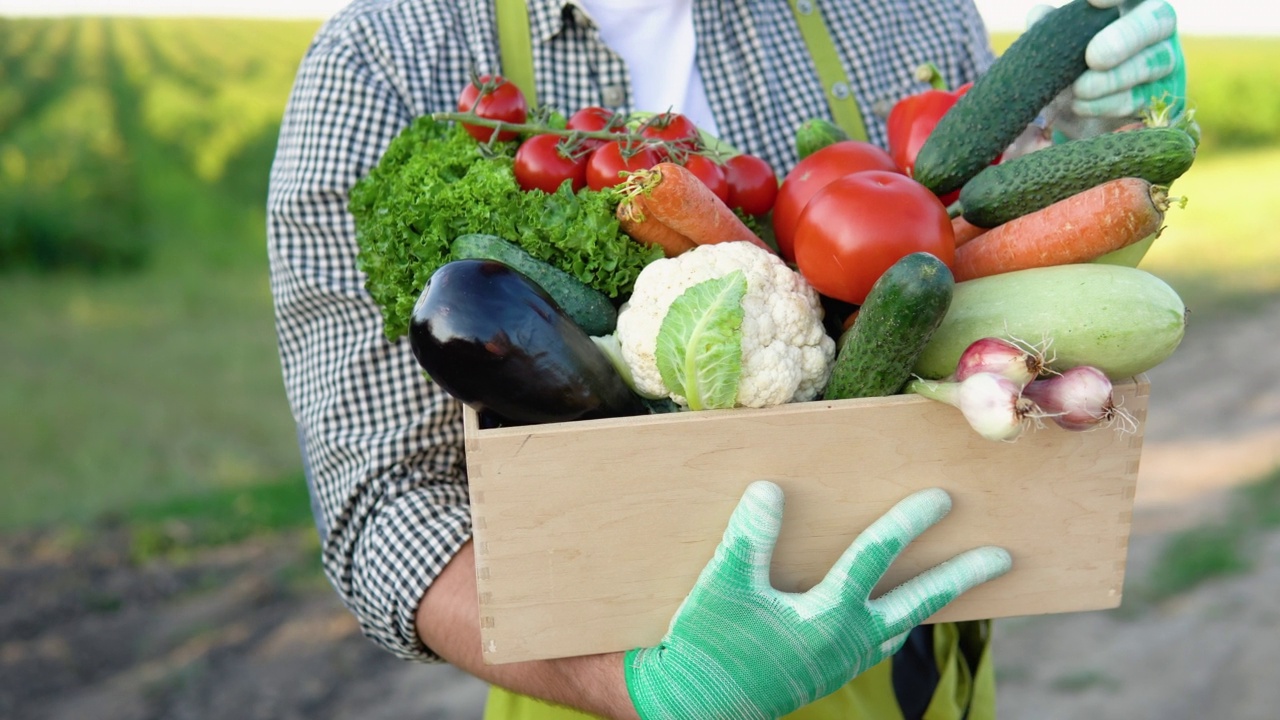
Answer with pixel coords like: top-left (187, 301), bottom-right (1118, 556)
top-left (616, 168), bottom-right (664, 223)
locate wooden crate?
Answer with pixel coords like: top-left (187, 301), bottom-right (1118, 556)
top-left (463, 375), bottom-right (1149, 664)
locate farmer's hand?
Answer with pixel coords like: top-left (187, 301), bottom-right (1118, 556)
top-left (1032, 0), bottom-right (1186, 139)
top-left (1078, 0), bottom-right (1185, 117)
top-left (623, 481), bottom-right (1011, 720)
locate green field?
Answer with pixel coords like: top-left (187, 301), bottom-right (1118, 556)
top-left (1, 16), bottom-right (321, 530)
top-left (2, 18), bottom-right (1278, 533)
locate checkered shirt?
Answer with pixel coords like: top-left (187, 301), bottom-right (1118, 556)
top-left (267, 0), bottom-right (995, 662)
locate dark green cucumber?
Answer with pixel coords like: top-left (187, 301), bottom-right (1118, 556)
top-left (795, 118), bottom-right (850, 160)
top-left (913, 0), bottom-right (1119, 196)
top-left (823, 253), bottom-right (954, 400)
top-left (959, 127), bottom-right (1196, 228)
top-left (450, 234), bottom-right (618, 336)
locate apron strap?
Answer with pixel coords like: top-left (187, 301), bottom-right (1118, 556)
top-left (787, 0), bottom-right (869, 142)
top-left (495, 0), bottom-right (538, 107)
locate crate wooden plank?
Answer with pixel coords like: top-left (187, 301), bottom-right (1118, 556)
top-left (464, 376), bottom-right (1148, 664)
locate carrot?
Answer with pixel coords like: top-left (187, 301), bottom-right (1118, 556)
top-left (953, 177), bottom-right (1175, 282)
top-left (951, 215), bottom-right (988, 248)
top-left (617, 193), bottom-right (698, 257)
top-left (618, 162), bottom-right (774, 254)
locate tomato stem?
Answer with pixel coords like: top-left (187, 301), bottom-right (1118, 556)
top-left (434, 110), bottom-right (638, 142)
top-left (432, 110), bottom-right (721, 164)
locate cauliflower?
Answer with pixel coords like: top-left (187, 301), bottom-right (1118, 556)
top-left (614, 241), bottom-right (835, 409)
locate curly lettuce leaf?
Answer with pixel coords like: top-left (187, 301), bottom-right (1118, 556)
top-left (349, 116), bottom-right (662, 340)
top-left (655, 271), bottom-right (747, 411)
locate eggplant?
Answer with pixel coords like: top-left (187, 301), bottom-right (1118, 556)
top-left (409, 259), bottom-right (647, 426)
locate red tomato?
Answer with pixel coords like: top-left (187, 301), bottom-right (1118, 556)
top-left (567, 106), bottom-right (621, 133)
top-left (457, 75), bottom-right (528, 142)
top-left (567, 106), bottom-right (622, 152)
top-left (772, 141), bottom-right (899, 261)
top-left (722, 154), bottom-right (778, 216)
top-left (793, 170), bottom-right (954, 305)
top-left (585, 141), bottom-right (661, 190)
top-left (640, 112), bottom-right (701, 151)
top-left (514, 134), bottom-right (587, 194)
top-left (682, 155), bottom-right (729, 203)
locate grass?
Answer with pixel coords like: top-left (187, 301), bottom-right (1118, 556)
top-left (0, 267), bottom-right (302, 530)
top-left (1133, 465), bottom-right (1280, 604)
top-left (120, 472), bottom-right (316, 563)
top-left (1049, 669), bottom-right (1121, 694)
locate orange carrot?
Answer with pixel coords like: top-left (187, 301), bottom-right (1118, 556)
top-left (617, 194), bottom-right (697, 257)
top-left (619, 162), bottom-right (774, 254)
top-left (951, 215), bottom-right (988, 248)
top-left (953, 177), bottom-right (1174, 282)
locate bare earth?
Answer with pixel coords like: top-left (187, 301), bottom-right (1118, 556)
top-left (2, 295), bottom-right (1277, 720)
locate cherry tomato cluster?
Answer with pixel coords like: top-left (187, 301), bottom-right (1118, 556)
top-left (456, 76), bottom-right (778, 216)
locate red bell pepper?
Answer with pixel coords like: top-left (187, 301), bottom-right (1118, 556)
top-left (886, 64), bottom-right (974, 206)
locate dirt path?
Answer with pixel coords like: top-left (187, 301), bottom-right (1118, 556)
top-left (3, 296), bottom-right (1277, 720)
top-left (0, 528), bottom-right (491, 720)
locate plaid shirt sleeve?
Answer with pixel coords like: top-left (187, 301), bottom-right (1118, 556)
top-left (267, 8), bottom-right (475, 662)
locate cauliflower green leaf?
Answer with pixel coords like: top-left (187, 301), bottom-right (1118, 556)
top-left (655, 270), bottom-right (747, 411)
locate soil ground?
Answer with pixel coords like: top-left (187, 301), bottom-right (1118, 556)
top-left (3, 295), bottom-right (1277, 720)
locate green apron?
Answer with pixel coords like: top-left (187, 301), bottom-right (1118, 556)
top-left (485, 1), bottom-right (995, 717)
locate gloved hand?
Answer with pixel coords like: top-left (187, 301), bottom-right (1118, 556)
top-left (624, 481), bottom-right (1012, 720)
top-left (1031, 0), bottom-right (1187, 139)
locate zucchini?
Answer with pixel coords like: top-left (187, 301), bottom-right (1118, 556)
top-left (912, 264), bottom-right (1186, 381)
top-left (450, 234), bottom-right (618, 336)
top-left (824, 253), bottom-right (954, 400)
top-left (912, 0), bottom-right (1119, 196)
top-left (960, 127), bottom-right (1197, 227)
top-left (795, 118), bottom-right (850, 161)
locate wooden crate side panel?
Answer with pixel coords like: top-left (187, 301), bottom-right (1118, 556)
top-left (466, 378), bottom-right (1147, 664)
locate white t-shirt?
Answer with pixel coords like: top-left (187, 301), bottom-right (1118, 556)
top-left (573, 0), bottom-right (719, 136)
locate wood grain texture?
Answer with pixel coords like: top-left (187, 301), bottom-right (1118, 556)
top-left (464, 376), bottom-right (1149, 664)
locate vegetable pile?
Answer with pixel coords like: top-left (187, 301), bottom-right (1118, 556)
top-left (349, 111), bottom-right (661, 341)
top-left (351, 2), bottom-right (1197, 440)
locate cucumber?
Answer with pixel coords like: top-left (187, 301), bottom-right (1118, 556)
top-left (823, 253), bottom-right (954, 400)
top-left (912, 264), bottom-right (1186, 381)
top-left (795, 118), bottom-right (850, 160)
top-left (450, 234), bottom-right (618, 336)
top-left (959, 128), bottom-right (1197, 227)
top-left (912, 0), bottom-right (1119, 196)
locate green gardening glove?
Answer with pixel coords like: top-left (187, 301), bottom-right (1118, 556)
top-left (1076, 0), bottom-right (1185, 118)
top-left (1032, 0), bottom-right (1187, 140)
top-left (624, 481), bottom-right (1012, 720)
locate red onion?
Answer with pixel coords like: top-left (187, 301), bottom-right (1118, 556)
top-left (953, 337), bottom-right (1046, 388)
top-left (1022, 365), bottom-right (1129, 432)
top-left (908, 372), bottom-right (1036, 442)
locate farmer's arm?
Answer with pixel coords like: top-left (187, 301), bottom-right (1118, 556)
top-left (417, 542), bottom-right (640, 719)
